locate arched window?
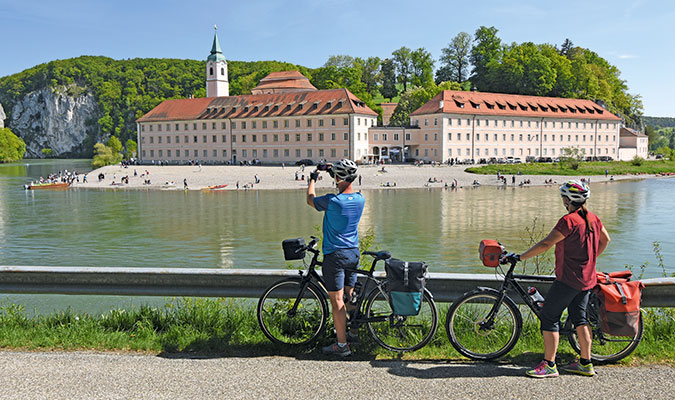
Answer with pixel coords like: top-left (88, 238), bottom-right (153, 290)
top-left (209, 67), bottom-right (213, 76)
top-left (221, 68), bottom-right (225, 76)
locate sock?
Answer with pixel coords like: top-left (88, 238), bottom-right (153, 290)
top-left (337, 342), bottom-right (347, 348)
top-left (580, 358), bottom-right (592, 365)
top-left (545, 359), bottom-right (555, 367)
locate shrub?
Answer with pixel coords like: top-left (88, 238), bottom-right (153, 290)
top-left (632, 156), bottom-right (645, 166)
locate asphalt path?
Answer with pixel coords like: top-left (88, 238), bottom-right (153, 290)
top-left (0, 351), bottom-right (672, 399)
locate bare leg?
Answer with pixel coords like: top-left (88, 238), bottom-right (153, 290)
top-left (328, 290), bottom-right (347, 343)
top-left (543, 330), bottom-right (559, 362)
top-left (576, 324), bottom-right (593, 360)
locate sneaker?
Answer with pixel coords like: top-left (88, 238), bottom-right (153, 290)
top-left (563, 360), bottom-right (596, 376)
top-left (526, 361), bottom-right (559, 378)
top-left (322, 343), bottom-right (351, 357)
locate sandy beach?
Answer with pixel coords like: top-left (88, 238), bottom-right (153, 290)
top-left (73, 163), bottom-right (648, 191)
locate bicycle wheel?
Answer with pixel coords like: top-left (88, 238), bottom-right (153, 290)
top-left (445, 289), bottom-right (522, 360)
top-left (364, 286), bottom-right (438, 352)
top-left (567, 294), bottom-right (643, 363)
top-left (257, 278), bottom-right (329, 346)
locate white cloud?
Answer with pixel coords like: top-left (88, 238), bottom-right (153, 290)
top-left (618, 54), bottom-right (637, 59)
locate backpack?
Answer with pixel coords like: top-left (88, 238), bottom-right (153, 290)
top-left (384, 258), bottom-right (427, 316)
top-left (593, 270), bottom-right (644, 337)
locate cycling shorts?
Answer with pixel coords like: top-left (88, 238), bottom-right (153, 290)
top-left (322, 248), bottom-right (359, 292)
top-left (540, 280), bottom-right (590, 332)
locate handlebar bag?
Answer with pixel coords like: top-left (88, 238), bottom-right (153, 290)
top-left (479, 240), bottom-right (503, 267)
top-left (282, 238), bottom-right (306, 260)
top-left (385, 258), bottom-right (427, 316)
top-left (593, 271), bottom-right (644, 337)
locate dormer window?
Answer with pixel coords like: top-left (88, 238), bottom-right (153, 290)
top-left (286, 104), bottom-right (291, 111)
top-left (298, 103), bottom-right (304, 110)
top-left (264, 106), bottom-right (269, 112)
top-left (244, 106), bottom-right (249, 112)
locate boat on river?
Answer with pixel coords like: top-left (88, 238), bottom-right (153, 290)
top-left (201, 184), bottom-right (228, 191)
top-left (26, 182), bottom-right (71, 190)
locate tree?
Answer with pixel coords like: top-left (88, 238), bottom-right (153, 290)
top-left (323, 55), bottom-right (356, 69)
top-left (357, 57), bottom-right (382, 95)
top-left (410, 48), bottom-right (435, 88)
top-left (0, 127), bottom-right (26, 162)
top-left (380, 58), bottom-right (398, 100)
top-left (41, 148), bottom-right (53, 157)
top-left (92, 142), bottom-right (115, 168)
top-left (107, 136), bottom-right (123, 158)
top-left (392, 47), bottom-right (413, 92)
top-left (389, 81), bottom-right (463, 126)
top-left (439, 32), bottom-right (472, 82)
top-left (560, 147), bottom-right (583, 170)
top-left (559, 38), bottom-right (574, 58)
top-left (125, 139), bottom-right (137, 158)
top-left (469, 26), bottom-right (502, 90)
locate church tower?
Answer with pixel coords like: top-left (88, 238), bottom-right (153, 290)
top-left (206, 26), bottom-right (229, 97)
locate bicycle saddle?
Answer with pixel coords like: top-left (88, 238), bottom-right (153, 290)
top-left (363, 250), bottom-right (391, 260)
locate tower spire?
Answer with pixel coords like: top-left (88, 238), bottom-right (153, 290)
top-left (209, 25), bottom-right (225, 61)
top-left (206, 25), bottom-right (228, 97)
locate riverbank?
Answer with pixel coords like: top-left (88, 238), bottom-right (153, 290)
top-left (74, 164), bottom-right (651, 191)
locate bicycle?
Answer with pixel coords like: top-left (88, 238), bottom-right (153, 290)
top-left (445, 251), bottom-right (643, 363)
top-left (257, 236), bottom-right (439, 352)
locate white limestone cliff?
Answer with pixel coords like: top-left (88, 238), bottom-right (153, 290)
top-left (10, 86), bottom-right (99, 157)
top-left (0, 102), bottom-right (5, 128)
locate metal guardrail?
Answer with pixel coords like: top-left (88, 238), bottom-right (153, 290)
top-left (0, 266), bottom-right (673, 307)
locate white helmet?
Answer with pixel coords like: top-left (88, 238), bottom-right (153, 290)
top-left (560, 180), bottom-right (590, 203)
top-left (332, 159), bottom-right (358, 181)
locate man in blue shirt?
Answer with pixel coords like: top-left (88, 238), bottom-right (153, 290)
top-left (307, 159), bottom-right (364, 357)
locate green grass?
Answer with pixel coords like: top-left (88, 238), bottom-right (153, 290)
top-left (0, 299), bottom-right (673, 365)
top-left (466, 159), bottom-right (675, 176)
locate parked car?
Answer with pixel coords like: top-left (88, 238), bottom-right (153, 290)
top-left (295, 159), bottom-right (314, 166)
top-left (513, 157), bottom-right (523, 164)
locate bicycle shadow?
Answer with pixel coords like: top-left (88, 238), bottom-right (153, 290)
top-left (369, 359), bottom-right (526, 379)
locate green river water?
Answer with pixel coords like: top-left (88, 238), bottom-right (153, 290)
top-left (0, 159), bottom-right (672, 313)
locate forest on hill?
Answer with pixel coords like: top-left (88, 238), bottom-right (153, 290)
top-left (0, 26), bottom-right (645, 157)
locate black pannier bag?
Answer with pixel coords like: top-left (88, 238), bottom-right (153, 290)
top-left (282, 238), bottom-right (306, 260)
top-left (384, 258), bottom-right (427, 316)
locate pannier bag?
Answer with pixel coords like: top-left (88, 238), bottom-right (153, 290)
top-left (479, 240), bottom-right (504, 267)
top-left (593, 270), bottom-right (644, 337)
top-left (282, 238), bottom-right (306, 260)
top-left (384, 258), bottom-right (427, 316)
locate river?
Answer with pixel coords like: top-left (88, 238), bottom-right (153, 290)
top-left (0, 159), bottom-right (672, 313)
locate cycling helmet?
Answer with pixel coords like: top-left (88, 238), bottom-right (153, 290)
top-left (559, 179), bottom-right (590, 203)
top-left (332, 159), bottom-right (358, 181)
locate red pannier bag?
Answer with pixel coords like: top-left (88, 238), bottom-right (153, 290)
top-left (479, 240), bottom-right (503, 267)
top-left (593, 270), bottom-right (644, 337)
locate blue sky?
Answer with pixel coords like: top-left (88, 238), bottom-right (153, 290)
top-left (1, 0), bottom-right (673, 117)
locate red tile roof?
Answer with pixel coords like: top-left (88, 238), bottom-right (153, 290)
top-left (251, 70), bottom-right (317, 93)
top-left (410, 90), bottom-right (621, 121)
top-left (620, 127), bottom-right (646, 137)
top-left (137, 88), bottom-right (377, 122)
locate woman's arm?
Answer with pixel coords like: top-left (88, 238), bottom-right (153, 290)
top-left (520, 228), bottom-right (566, 261)
top-left (597, 226), bottom-right (611, 256)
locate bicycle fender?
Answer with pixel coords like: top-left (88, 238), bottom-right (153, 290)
top-left (423, 287), bottom-right (434, 299)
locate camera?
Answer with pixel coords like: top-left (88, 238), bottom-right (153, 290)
top-left (316, 163), bottom-right (330, 171)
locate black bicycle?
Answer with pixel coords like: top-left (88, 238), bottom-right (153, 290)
top-left (257, 236), bottom-right (439, 352)
top-left (445, 252), bottom-right (643, 362)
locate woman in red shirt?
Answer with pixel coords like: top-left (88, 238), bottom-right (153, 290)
top-left (509, 180), bottom-right (611, 378)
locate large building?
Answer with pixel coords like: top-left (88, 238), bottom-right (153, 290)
top-left (138, 31), bottom-right (626, 165)
top-left (404, 91), bottom-right (622, 163)
top-left (137, 31), bottom-right (377, 164)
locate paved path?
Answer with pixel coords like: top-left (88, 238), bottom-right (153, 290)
top-left (0, 351), bottom-right (672, 399)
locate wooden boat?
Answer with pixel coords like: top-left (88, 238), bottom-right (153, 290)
top-left (201, 184), bottom-right (228, 191)
top-left (27, 182), bottom-right (71, 190)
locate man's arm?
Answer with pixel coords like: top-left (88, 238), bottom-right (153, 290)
top-left (306, 170), bottom-right (320, 209)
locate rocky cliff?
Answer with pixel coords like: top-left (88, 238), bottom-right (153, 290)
top-left (0, 102), bottom-right (5, 128)
top-left (9, 86), bottom-right (100, 157)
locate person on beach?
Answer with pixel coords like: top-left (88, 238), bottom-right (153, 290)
top-left (306, 159), bottom-right (364, 357)
top-left (502, 180), bottom-right (610, 378)
top-left (183, 178), bottom-right (188, 190)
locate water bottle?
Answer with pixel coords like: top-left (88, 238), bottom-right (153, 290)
top-left (349, 281), bottom-right (362, 306)
top-left (528, 287), bottom-right (545, 309)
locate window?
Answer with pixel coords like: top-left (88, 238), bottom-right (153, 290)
top-left (284, 149), bottom-right (289, 157)
top-left (223, 149), bottom-right (227, 158)
top-left (242, 135), bottom-right (247, 143)
top-left (274, 120), bottom-right (278, 128)
top-left (166, 136), bottom-right (170, 144)
top-left (149, 136), bottom-right (154, 144)
top-left (175, 136), bottom-right (179, 143)
top-left (424, 134), bottom-right (428, 141)
top-left (434, 118), bottom-right (438, 126)
top-left (193, 136), bottom-right (198, 143)
top-left (466, 133), bottom-right (470, 141)
top-left (284, 134), bottom-right (289, 142)
top-left (307, 133), bottom-right (312, 141)
top-left (263, 134), bottom-right (268, 142)
top-left (141, 125), bottom-right (146, 132)
top-left (476, 134), bottom-right (479, 141)
top-left (319, 133), bottom-right (324, 141)
top-left (510, 134), bottom-right (514, 141)
top-left (221, 122), bottom-right (226, 129)
top-left (519, 134), bottom-right (523, 141)
top-left (295, 134), bottom-right (300, 142)
top-left (307, 119), bottom-right (312, 127)
top-left (383, 134), bottom-right (388, 141)
top-left (273, 149), bottom-right (278, 157)
top-left (343, 133), bottom-right (348, 140)
top-left (213, 149), bottom-right (217, 157)
top-left (319, 119), bottom-right (324, 127)
top-left (394, 133), bottom-right (399, 141)
top-left (242, 150), bottom-right (247, 157)
top-left (231, 122), bottom-right (236, 129)
top-left (344, 149), bottom-right (348, 157)
top-left (242, 121), bottom-right (247, 129)
top-left (212, 135), bottom-right (217, 143)
top-left (331, 118), bottom-right (336, 126)
top-left (252, 135), bottom-right (257, 142)
top-left (202, 123), bottom-right (207, 130)
top-left (273, 134), bottom-right (278, 142)
top-left (284, 120), bottom-right (289, 128)
top-left (374, 133), bottom-right (379, 141)
top-left (357, 133), bottom-right (361, 140)
top-left (331, 149), bottom-right (336, 157)
top-left (185, 150), bottom-right (189, 157)
top-left (252, 121), bottom-right (257, 129)
top-left (252, 150), bottom-right (257, 157)
top-left (406, 133), bottom-right (411, 140)
top-left (203, 135), bottom-right (207, 143)
top-left (295, 149), bottom-right (301, 157)
top-left (295, 120), bottom-right (300, 128)
top-left (222, 134), bottom-right (227, 142)
top-left (319, 149), bottom-right (324, 157)
top-left (344, 118), bottom-right (348, 125)
top-left (185, 123), bottom-right (189, 130)
top-left (262, 121), bottom-right (267, 129)
top-left (232, 135), bottom-right (236, 143)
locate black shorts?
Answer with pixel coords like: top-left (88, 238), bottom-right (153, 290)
top-left (322, 248), bottom-right (359, 292)
top-left (540, 280), bottom-right (590, 332)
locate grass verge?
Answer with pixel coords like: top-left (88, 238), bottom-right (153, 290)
top-left (466, 159), bottom-right (675, 176)
top-left (0, 299), bottom-right (673, 365)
